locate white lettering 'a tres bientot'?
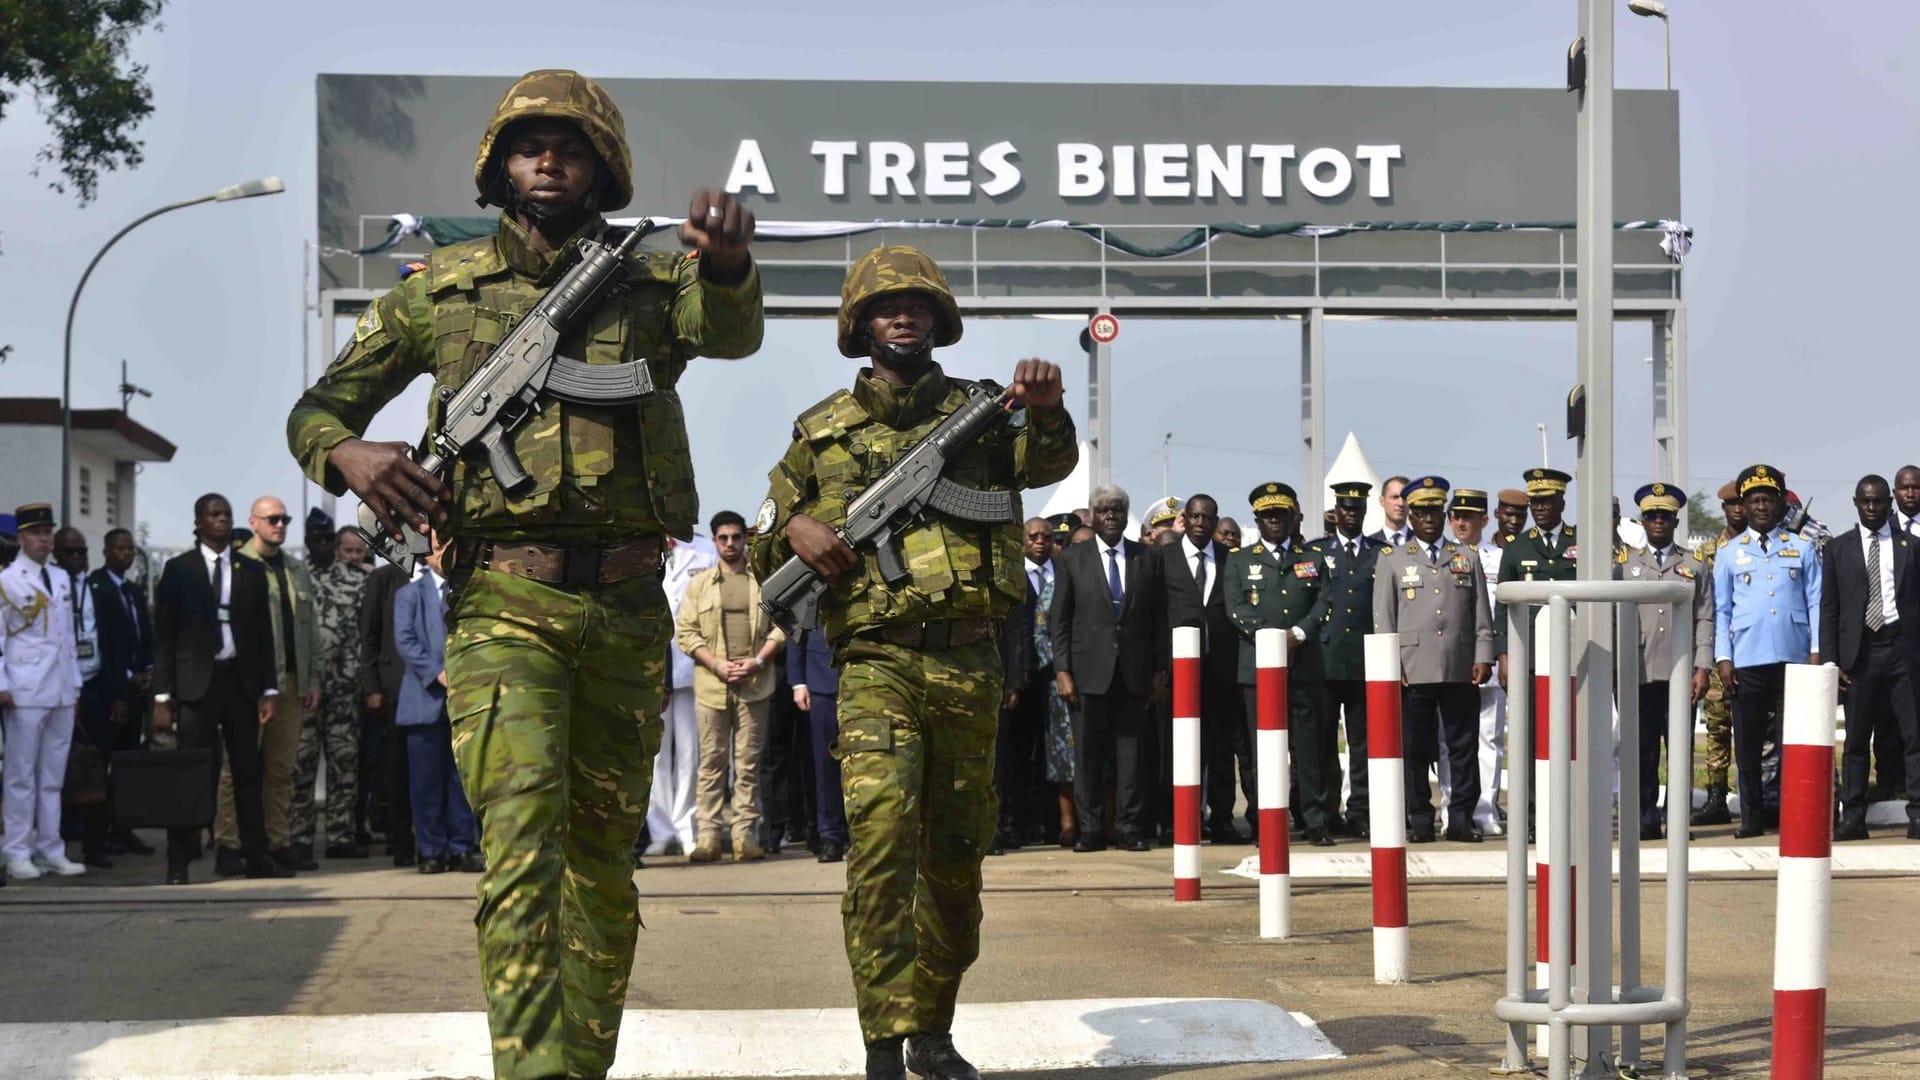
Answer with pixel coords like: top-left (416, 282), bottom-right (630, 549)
top-left (720, 140), bottom-right (1404, 201)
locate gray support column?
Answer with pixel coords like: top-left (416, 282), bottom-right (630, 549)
top-left (1669, 305), bottom-right (1689, 512)
top-left (1089, 306), bottom-right (1112, 491)
top-left (1301, 310), bottom-right (1326, 526)
top-left (1574, 0), bottom-right (1618, 1073)
top-left (1651, 316), bottom-right (1673, 483)
top-left (317, 292), bottom-right (341, 519)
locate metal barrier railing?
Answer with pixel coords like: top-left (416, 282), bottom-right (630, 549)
top-left (1492, 580), bottom-right (1694, 1080)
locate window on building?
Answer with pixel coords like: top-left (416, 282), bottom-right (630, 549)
top-left (79, 466), bottom-right (92, 517)
top-left (106, 478), bottom-right (120, 526)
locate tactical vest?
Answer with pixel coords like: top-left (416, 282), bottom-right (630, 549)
top-left (796, 382), bottom-right (1028, 627)
top-left (415, 235), bottom-right (699, 535)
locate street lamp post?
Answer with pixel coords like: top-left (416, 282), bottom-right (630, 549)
top-left (60, 176), bottom-right (285, 523)
top-left (1629, 0), bottom-right (1671, 90)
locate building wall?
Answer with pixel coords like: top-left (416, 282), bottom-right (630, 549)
top-left (0, 426), bottom-right (144, 544)
top-left (0, 427), bottom-right (62, 523)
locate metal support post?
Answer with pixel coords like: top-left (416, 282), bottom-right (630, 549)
top-left (1651, 316), bottom-right (1673, 484)
top-left (1617, 603), bottom-right (1643, 1067)
top-left (1547, 596), bottom-right (1575, 1080)
top-left (1500, 603), bottom-right (1535, 1075)
top-left (1089, 305), bottom-right (1112, 490)
top-left (1668, 305), bottom-right (1689, 519)
top-left (1300, 310), bottom-right (1326, 526)
top-left (1661, 601), bottom-right (1694, 1080)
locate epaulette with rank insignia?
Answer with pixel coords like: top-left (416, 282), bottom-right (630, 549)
top-left (425, 237), bottom-right (505, 294)
top-left (795, 390), bottom-right (867, 442)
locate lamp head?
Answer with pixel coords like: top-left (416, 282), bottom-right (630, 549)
top-left (212, 176), bottom-right (285, 201)
top-left (1628, 0), bottom-right (1668, 18)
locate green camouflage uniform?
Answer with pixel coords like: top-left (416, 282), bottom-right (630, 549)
top-left (750, 248), bottom-right (1076, 1046)
top-left (292, 558), bottom-right (371, 850)
top-left (1699, 530), bottom-right (1737, 785)
top-left (287, 69), bottom-right (764, 1080)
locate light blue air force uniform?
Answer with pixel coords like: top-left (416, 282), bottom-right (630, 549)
top-left (1712, 526), bottom-right (1822, 667)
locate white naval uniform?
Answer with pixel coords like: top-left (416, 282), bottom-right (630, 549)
top-left (1, 554), bottom-right (85, 866)
top-left (646, 535), bottom-right (718, 852)
top-left (1474, 538), bottom-right (1508, 834)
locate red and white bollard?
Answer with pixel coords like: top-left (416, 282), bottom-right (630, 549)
top-left (1773, 663), bottom-right (1837, 1080)
top-left (1171, 626), bottom-right (1203, 902)
top-left (1255, 627), bottom-right (1291, 938)
top-left (1530, 606), bottom-right (1575, 1056)
top-left (1364, 632), bottom-right (1409, 983)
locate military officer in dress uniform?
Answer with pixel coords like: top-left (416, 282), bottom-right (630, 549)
top-left (1714, 464), bottom-right (1822, 839)
top-left (1693, 480), bottom-right (1746, 826)
top-left (1372, 478), bottom-right (1495, 842)
top-left (1222, 483), bottom-right (1335, 845)
top-left (1623, 484), bottom-right (1714, 840)
top-left (0, 503), bottom-right (87, 880)
top-left (1143, 496), bottom-right (1182, 546)
top-left (1495, 468), bottom-right (1580, 678)
top-left (1316, 481), bottom-right (1387, 836)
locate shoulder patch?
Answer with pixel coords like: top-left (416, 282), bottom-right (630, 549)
top-left (755, 498), bottom-right (778, 533)
top-left (425, 237), bottom-right (507, 294)
top-left (630, 248), bottom-right (683, 285)
top-left (352, 304), bottom-right (383, 342)
top-left (796, 389), bottom-right (864, 442)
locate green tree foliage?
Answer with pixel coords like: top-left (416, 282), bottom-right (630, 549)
top-left (0, 1), bottom-right (166, 204)
top-left (1687, 488), bottom-right (1724, 539)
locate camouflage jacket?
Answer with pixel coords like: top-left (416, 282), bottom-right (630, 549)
top-left (287, 213), bottom-right (764, 543)
top-left (750, 363), bottom-right (1077, 643)
top-left (312, 559), bottom-right (371, 694)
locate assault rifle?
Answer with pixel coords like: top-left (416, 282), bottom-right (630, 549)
top-left (759, 382), bottom-right (1022, 634)
top-left (352, 221), bottom-right (656, 573)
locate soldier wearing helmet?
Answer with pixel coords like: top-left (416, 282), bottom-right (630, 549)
top-left (750, 246), bottom-right (1076, 1080)
top-left (287, 69), bottom-right (763, 1080)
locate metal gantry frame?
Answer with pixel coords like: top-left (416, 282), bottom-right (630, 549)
top-left (319, 219), bottom-right (1686, 526)
top-left (1496, 580), bottom-right (1694, 1080)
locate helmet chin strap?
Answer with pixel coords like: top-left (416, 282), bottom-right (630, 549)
top-left (880, 340), bottom-right (933, 362)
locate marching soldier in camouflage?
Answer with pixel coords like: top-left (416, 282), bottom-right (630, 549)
top-left (1222, 482), bottom-right (1336, 845)
top-left (750, 245), bottom-right (1076, 1080)
top-left (288, 69), bottom-right (764, 1080)
top-left (294, 519), bottom-right (373, 857)
top-left (1694, 479), bottom-right (1745, 825)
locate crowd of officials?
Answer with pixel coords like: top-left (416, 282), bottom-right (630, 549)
top-left (4, 461), bottom-right (1919, 887)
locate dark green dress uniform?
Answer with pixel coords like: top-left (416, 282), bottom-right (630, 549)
top-left (1222, 483), bottom-right (1334, 834)
top-left (1493, 469), bottom-right (1580, 655)
top-left (1315, 480), bottom-right (1387, 833)
top-left (750, 247), bottom-right (1077, 1047)
top-left (287, 70), bottom-right (765, 1080)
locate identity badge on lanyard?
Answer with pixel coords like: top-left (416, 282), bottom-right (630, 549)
top-left (72, 582), bottom-right (96, 660)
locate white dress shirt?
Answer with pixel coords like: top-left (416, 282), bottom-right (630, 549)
top-left (1897, 510), bottom-right (1920, 538)
top-left (1384, 523), bottom-right (1411, 548)
top-left (200, 542), bottom-right (237, 661)
top-left (1094, 535), bottom-right (1129, 595)
top-left (1860, 522), bottom-right (1899, 627)
top-left (72, 571), bottom-right (100, 682)
top-left (1181, 536), bottom-right (1216, 604)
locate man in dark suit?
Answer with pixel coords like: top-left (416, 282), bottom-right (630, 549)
top-left (1051, 485), bottom-right (1164, 851)
top-left (1317, 482), bottom-right (1387, 837)
top-left (1155, 494), bottom-right (1250, 844)
top-left (149, 494), bottom-right (291, 884)
top-left (74, 527), bottom-right (156, 864)
top-left (393, 532), bottom-right (481, 874)
top-left (992, 517), bottom-right (1056, 853)
top-left (359, 560), bottom-right (415, 865)
top-left (1821, 475), bottom-right (1920, 841)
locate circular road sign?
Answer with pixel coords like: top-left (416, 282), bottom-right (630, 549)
top-left (1088, 313), bottom-right (1120, 344)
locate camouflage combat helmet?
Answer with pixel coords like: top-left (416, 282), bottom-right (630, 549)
top-left (837, 245), bottom-right (964, 358)
top-left (474, 69), bottom-right (634, 212)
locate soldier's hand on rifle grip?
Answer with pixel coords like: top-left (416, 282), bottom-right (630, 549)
top-left (787, 513), bottom-right (859, 581)
top-left (681, 190), bottom-right (755, 283)
top-left (1010, 358), bottom-right (1064, 409)
top-left (330, 438), bottom-right (450, 538)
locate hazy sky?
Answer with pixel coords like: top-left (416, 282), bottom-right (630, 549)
top-left (3, 0), bottom-right (1917, 545)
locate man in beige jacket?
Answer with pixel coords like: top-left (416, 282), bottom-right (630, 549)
top-left (674, 510), bottom-right (786, 862)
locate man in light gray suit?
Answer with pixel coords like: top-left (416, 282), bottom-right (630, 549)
top-left (1372, 477), bottom-right (1495, 843)
top-left (1622, 483), bottom-right (1715, 841)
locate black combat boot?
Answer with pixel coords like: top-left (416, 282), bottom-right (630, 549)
top-left (1691, 783), bottom-right (1731, 826)
top-left (906, 1032), bottom-right (981, 1080)
top-left (865, 1036), bottom-right (907, 1080)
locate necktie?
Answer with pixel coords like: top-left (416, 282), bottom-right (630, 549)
top-left (1106, 547), bottom-right (1124, 615)
top-left (1868, 535), bottom-right (1885, 632)
top-left (40, 565), bottom-right (52, 595)
top-left (121, 581), bottom-right (140, 646)
top-left (1429, 543), bottom-right (1441, 567)
top-left (1760, 533), bottom-right (1770, 553)
top-left (1656, 548), bottom-right (1666, 569)
top-left (1193, 549), bottom-right (1207, 599)
top-left (212, 553), bottom-right (225, 610)
top-left (439, 575), bottom-right (451, 618)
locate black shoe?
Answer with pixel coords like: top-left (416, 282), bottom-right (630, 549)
top-left (1907, 820), bottom-right (1920, 841)
top-left (289, 842), bottom-right (316, 865)
top-left (1444, 824), bottom-right (1483, 844)
top-left (1072, 836), bottom-right (1107, 853)
top-left (418, 856), bottom-right (449, 875)
top-left (985, 842), bottom-right (1005, 856)
top-left (764, 834), bottom-right (784, 856)
top-left (1118, 835), bottom-right (1152, 852)
top-left (1640, 822), bottom-right (1665, 842)
top-left (274, 846), bottom-right (318, 872)
top-left (1057, 828), bottom-right (1079, 849)
top-left (1733, 826), bottom-right (1765, 839)
top-left (1409, 823), bottom-right (1438, 844)
top-left (392, 849), bottom-right (417, 868)
top-left (83, 851), bottom-right (115, 869)
top-left (785, 823), bottom-right (809, 846)
top-left (906, 1032), bottom-right (981, 1080)
top-left (1834, 818), bottom-right (1870, 842)
top-left (1209, 821), bottom-right (1247, 844)
top-left (661, 838), bottom-right (684, 857)
top-left (165, 866), bottom-right (190, 886)
top-left (632, 852), bottom-right (646, 870)
top-left (865, 1036), bottom-right (907, 1080)
top-left (817, 839), bottom-right (846, 863)
top-left (1308, 825), bottom-right (1337, 847)
top-left (454, 851), bottom-right (485, 873)
top-left (325, 843), bottom-right (370, 859)
top-left (214, 848), bottom-right (247, 878)
top-left (245, 857), bottom-right (296, 879)
top-left (112, 828), bottom-right (155, 855)
top-left (1692, 785), bottom-right (1732, 826)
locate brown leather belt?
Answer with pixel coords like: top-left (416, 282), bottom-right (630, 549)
top-left (867, 618), bottom-right (1000, 650)
top-left (476, 535), bottom-right (665, 588)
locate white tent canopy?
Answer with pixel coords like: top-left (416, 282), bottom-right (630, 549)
top-left (1324, 431), bottom-right (1387, 537)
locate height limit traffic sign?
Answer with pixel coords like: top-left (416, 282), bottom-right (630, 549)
top-left (1089, 313), bottom-right (1120, 344)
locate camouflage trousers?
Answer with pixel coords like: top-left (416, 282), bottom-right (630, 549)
top-left (290, 680), bottom-right (362, 850)
top-left (446, 568), bottom-right (667, 1080)
top-left (833, 636), bottom-right (1001, 1045)
top-left (1701, 667), bottom-right (1733, 786)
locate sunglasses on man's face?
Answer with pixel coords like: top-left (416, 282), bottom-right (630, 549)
top-left (260, 514), bottom-right (293, 526)
top-left (55, 546), bottom-right (88, 556)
